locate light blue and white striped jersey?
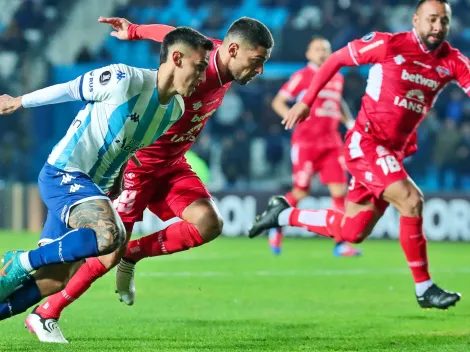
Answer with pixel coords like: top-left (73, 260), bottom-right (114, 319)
top-left (47, 64), bottom-right (184, 193)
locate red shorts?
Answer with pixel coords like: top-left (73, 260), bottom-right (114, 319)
top-left (291, 143), bottom-right (347, 191)
top-left (344, 130), bottom-right (409, 213)
top-left (114, 161), bottom-right (211, 225)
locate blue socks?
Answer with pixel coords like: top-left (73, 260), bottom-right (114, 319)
top-left (0, 276), bottom-right (41, 320)
top-left (28, 228), bottom-right (99, 269)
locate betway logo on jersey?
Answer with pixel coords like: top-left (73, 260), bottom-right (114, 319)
top-left (401, 70), bottom-right (439, 91)
top-left (393, 89), bottom-right (426, 114)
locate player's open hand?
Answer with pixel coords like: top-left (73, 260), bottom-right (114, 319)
top-left (0, 94), bottom-right (22, 115)
top-left (98, 16), bottom-right (132, 40)
top-left (281, 101), bottom-right (310, 130)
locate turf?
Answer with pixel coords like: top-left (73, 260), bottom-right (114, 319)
top-left (1, 232), bottom-right (469, 351)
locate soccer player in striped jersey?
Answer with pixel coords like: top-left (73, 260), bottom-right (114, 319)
top-left (0, 27), bottom-right (213, 309)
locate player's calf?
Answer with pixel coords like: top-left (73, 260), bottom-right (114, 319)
top-left (338, 201), bottom-right (383, 243)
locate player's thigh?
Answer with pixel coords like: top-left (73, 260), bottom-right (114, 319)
top-left (38, 163), bottom-right (125, 252)
top-left (148, 164), bottom-right (223, 240)
top-left (291, 143), bottom-right (316, 191)
top-left (342, 196), bottom-right (384, 238)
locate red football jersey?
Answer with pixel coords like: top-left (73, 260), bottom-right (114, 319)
top-left (279, 64), bottom-right (344, 148)
top-left (347, 29), bottom-right (470, 150)
top-left (135, 39), bottom-right (231, 167)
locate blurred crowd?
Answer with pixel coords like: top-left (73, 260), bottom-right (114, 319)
top-left (1, 0), bottom-right (470, 190)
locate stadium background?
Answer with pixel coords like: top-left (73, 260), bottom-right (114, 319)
top-left (1, 0), bottom-right (470, 239)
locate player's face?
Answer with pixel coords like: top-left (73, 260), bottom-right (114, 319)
top-left (306, 39), bottom-right (331, 66)
top-left (413, 0), bottom-right (451, 50)
top-left (174, 47), bottom-right (210, 97)
top-left (228, 43), bottom-right (271, 85)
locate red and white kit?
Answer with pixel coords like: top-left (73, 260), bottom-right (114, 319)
top-left (301, 30), bottom-right (470, 211)
top-left (280, 64), bottom-right (347, 190)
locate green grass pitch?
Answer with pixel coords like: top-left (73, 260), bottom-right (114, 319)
top-left (1, 232), bottom-right (469, 351)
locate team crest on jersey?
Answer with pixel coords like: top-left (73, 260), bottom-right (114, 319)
top-left (394, 55), bottom-right (406, 65)
top-left (99, 71), bottom-right (111, 85)
top-left (192, 101), bottom-right (203, 110)
top-left (436, 66), bottom-right (450, 78)
top-left (361, 32), bottom-right (376, 42)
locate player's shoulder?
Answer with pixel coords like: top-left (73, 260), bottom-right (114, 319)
top-left (357, 31), bottom-right (393, 44)
top-left (291, 65), bottom-right (313, 79)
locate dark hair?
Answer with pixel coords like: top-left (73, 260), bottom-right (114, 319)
top-left (224, 17), bottom-right (274, 49)
top-left (160, 27), bottom-right (214, 64)
top-left (416, 0), bottom-right (449, 12)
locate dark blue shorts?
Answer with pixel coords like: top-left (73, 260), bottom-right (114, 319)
top-left (38, 163), bottom-right (109, 244)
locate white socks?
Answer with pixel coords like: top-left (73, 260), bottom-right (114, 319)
top-left (278, 208), bottom-right (294, 227)
top-left (415, 279), bottom-right (434, 296)
top-left (19, 251), bottom-right (33, 272)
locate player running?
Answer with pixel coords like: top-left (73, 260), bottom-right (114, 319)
top-left (0, 26), bottom-right (212, 327)
top-left (0, 17), bottom-right (273, 343)
top-left (249, 0), bottom-right (467, 309)
top-left (269, 35), bottom-right (361, 257)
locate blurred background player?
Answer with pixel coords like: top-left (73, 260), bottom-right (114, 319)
top-left (0, 27), bottom-right (213, 339)
top-left (250, 0), bottom-right (468, 310)
top-left (17, 17), bottom-right (274, 343)
top-left (269, 36), bottom-right (361, 257)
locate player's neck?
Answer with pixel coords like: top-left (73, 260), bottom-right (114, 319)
top-left (156, 67), bottom-right (177, 104)
top-left (216, 48), bottom-right (234, 84)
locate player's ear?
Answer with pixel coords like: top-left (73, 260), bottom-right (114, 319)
top-left (412, 12), bottom-right (419, 28)
top-left (228, 42), bottom-right (239, 58)
top-left (172, 51), bottom-right (183, 67)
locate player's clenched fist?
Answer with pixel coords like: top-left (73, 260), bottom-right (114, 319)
top-left (282, 101), bottom-right (310, 130)
top-left (98, 16), bottom-right (132, 40)
top-left (0, 94), bottom-right (22, 115)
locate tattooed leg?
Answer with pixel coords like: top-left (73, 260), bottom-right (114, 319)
top-left (68, 199), bottom-right (126, 255)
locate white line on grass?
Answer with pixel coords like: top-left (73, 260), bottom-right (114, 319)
top-left (135, 267), bottom-right (470, 278)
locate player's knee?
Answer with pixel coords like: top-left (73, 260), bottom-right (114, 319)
top-left (196, 209), bottom-right (224, 242)
top-left (98, 222), bottom-right (127, 255)
top-left (196, 210), bottom-right (224, 242)
top-left (398, 188), bottom-right (423, 217)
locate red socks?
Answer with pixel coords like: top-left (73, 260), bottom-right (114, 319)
top-left (399, 216), bottom-right (430, 283)
top-left (288, 208), bottom-right (343, 239)
top-left (36, 257), bottom-right (108, 319)
top-left (125, 221), bottom-right (205, 263)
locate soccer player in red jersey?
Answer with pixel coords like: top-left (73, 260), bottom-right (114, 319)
top-left (250, 0), bottom-right (467, 309)
top-left (269, 36), bottom-right (361, 257)
top-left (15, 17), bottom-right (273, 342)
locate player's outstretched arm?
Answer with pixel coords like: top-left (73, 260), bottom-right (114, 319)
top-left (0, 80), bottom-right (85, 115)
top-left (282, 46), bottom-right (355, 130)
top-left (98, 16), bottom-right (175, 42)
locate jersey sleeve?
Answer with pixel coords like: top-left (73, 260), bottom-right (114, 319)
top-left (347, 32), bottom-right (391, 66)
top-left (453, 52), bottom-right (470, 96)
top-left (279, 70), bottom-right (308, 100)
top-left (77, 64), bottom-right (144, 105)
top-left (128, 24), bottom-right (175, 42)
